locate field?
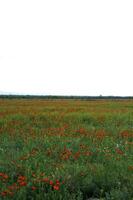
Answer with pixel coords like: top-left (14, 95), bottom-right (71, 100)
top-left (0, 99), bottom-right (133, 199)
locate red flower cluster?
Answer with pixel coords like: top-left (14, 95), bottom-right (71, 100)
top-left (0, 172), bottom-right (8, 181)
top-left (41, 178), bottom-right (60, 190)
top-left (17, 175), bottom-right (27, 186)
top-left (53, 179), bottom-right (60, 190)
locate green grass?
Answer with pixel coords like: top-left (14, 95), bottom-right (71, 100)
top-left (0, 99), bottom-right (133, 199)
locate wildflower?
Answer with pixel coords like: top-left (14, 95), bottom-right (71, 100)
top-left (31, 186), bottom-right (37, 191)
top-left (53, 185), bottom-right (59, 190)
top-left (49, 180), bottom-right (54, 185)
top-left (8, 183), bottom-right (19, 191)
top-left (0, 173), bottom-right (8, 179)
top-left (1, 191), bottom-right (7, 197)
top-left (120, 130), bottom-right (130, 138)
top-left (17, 175), bottom-right (26, 181)
top-left (3, 174), bottom-right (8, 179)
top-left (56, 180), bottom-right (60, 185)
top-left (19, 181), bottom-right (27, 186)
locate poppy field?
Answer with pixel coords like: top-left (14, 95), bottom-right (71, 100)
top-left (0, 99), bottom-right (133, 199)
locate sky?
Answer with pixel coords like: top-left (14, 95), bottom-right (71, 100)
top-left (0, 0), bottom-right (133, 96)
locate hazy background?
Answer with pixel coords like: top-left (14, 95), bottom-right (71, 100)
top-left (0, 0), bottom-right (133, 96)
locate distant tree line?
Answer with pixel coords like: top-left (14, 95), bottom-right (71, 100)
top-left (0, 95), bottom-right (133, 100)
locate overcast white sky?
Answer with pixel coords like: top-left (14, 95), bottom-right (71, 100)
top-left (0, 0), bottom-right (133, 96)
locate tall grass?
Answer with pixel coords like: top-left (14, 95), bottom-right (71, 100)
top-left (0, 99), bottom-right (133, 199)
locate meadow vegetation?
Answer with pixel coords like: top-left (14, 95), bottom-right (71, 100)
top-left (0, 99), bottom-right (133, 199)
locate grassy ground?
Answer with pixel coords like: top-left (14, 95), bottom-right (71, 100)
top-left (0, 99), bottom-right (133, 199)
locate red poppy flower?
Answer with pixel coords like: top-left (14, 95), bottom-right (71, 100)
top-left (53, 185), bottom-right (59, 190)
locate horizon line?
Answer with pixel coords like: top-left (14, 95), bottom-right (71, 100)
top-left (0, 93), bottom-right (133, 98)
